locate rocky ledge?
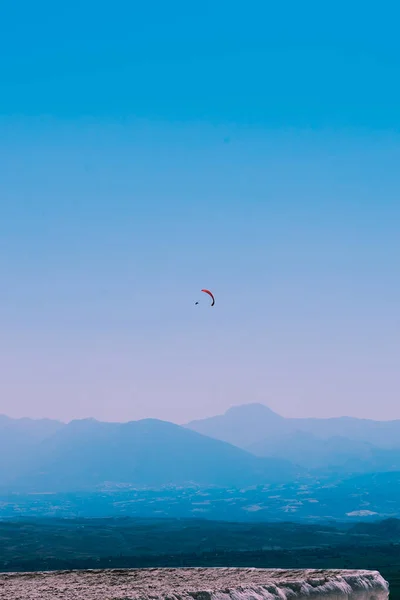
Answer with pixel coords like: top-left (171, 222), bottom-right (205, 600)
top-left (0, 568), bottom-right (389, 600)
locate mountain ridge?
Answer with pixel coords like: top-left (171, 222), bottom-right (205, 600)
top-left (186, 403), bottom-right (400, 449)
top-left (3, 404), bottom-right (400, 493)
top-left (185, 403), bottom-right (400, 473)
top-left (0, 415), bottom-right (301, 492)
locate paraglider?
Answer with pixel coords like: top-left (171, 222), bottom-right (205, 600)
top-left (200, 289), bottom-right (215, 306)
top-left (194, 289), bottom-right (215, 306)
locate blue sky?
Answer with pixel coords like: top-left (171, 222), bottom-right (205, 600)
top-left (1, 1), bottom-right (400, 422)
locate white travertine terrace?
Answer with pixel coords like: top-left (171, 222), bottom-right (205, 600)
top-left (0, 568), bottom-right (389, 600)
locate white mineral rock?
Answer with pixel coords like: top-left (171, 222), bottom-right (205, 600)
top-left (0, 568), bottom-right (389, 600)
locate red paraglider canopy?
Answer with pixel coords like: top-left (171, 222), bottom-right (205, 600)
top-left (201, 289), bottom-right (215, 306)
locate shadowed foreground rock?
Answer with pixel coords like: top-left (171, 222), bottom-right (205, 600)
top-left (0, 568), bottom-right (389, 600)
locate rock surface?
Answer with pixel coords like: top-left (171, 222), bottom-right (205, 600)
top-left (0, 568), bottom-right (389, 600)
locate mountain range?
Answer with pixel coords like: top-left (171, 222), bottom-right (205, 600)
top-left (187, 404), bottom-right (400, 472)
top-left (0, 414), bottom-right (299, 492)
top-left (187, 403), bottom-right (400, 449)
top-left (1, 403), bottom-right (400, 493)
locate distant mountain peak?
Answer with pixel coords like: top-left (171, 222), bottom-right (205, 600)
top-left (225, 403), bottom-right (283, 418)
top-left (186, 402), bottom-right (400, 467)
top-left (186, 403), bottom-right (285, 449)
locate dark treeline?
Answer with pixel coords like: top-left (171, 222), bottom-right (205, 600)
top-left (1, 518), bottom-right (399, 598)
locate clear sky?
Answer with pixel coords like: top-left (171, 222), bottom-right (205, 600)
top-left (1, 1), bottom-right (400, 423)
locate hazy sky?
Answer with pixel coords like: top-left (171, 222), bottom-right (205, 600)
top-left (1, 1), bottom-right (400, 423)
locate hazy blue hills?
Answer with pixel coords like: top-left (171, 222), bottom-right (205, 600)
top-left (0, 417), bottom-right (300, 492)
top-left (2, 403), bottom-right (400, 495)
top-left (186, 403), bottom-right (400, 473)
top-left (187, 403), bottom-right (400, 449)
top-left (248, 431), bottom-right (400, 473)
top-left (0, 415), bottom-right (63, 484)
